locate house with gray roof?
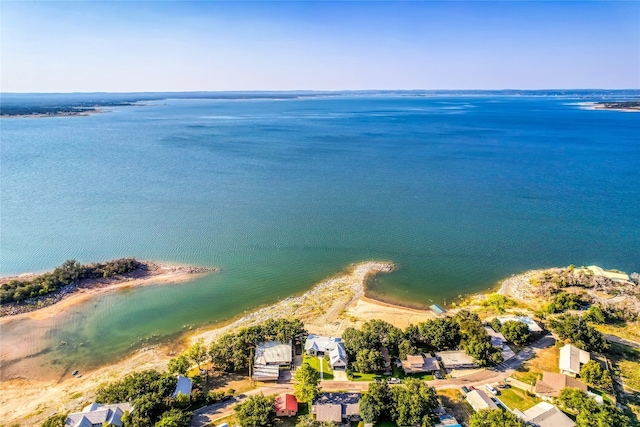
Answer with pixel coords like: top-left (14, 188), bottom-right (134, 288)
top-left (171, 375), bottom-right (193, 398)
top-left (516, 401), bottom-right (575, 427)
top-left (312, 393), bottom-right (361, 423)
top-left (253, 340), bottom-right (292, 381)
top-left (559, 344), bottom-right (590, 377)
top-left (65, 402), bottom-right (132, 427)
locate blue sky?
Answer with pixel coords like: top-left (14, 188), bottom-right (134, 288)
top-left (1, 1), bottom-right (638, 92)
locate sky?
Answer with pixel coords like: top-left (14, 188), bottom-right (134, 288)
top-left (1, 1), bottom-right (639, 92)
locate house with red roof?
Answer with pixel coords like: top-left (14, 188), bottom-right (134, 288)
top-left (275, 393), bottom-right (298, 417)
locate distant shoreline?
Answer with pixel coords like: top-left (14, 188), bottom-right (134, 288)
top-left (0, 261), bottom-right (217, 320)
top-left (590, 101), bottom-right (640, 112)
top-left (0, 108), bottom-right (105, 118)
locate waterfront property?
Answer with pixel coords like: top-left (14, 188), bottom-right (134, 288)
top-left (402, 354), bottom-right (440, 374)
top-left (430, 304), bottom-right (447, 315)
top-left (436, 350), bottom-right (478, 370)
top-left (559, 344), bottom-right (590, 377)
top-left (305, 335), bottom-right (348, 370)
top-left (253, 340), bottom-right (293, 381)
top-left (171, 375), bottom-right (193, 399)
top-left (465, 389), bottom-right (497, 412)
top-left (65, 402), bottom-right (132, 427)
top-left (485, 326), bottom-right (506, 348)
top-left (515, 401), bottom-right (575, 427)
top-left (275, 393), bottom-right (298, 417)
top-left (312, 393), bottom-right (361, 423)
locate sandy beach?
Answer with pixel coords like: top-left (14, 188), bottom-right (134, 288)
top-left (0, 260), bottom-right (438, 426)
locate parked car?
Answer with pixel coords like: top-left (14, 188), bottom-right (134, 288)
top-left (387, 377), bottom-right (402, 384)
top-left (434, 371), bottom-right (444, 380)
top-left (485, 384), bottom-right (499, 395)
top-left (460, 386), bottom-right (470, 395)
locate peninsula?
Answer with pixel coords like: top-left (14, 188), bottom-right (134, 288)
top-left (594, 101), bottom-right (640, 112)
top-left (0, 258), bottom-right (217, 318)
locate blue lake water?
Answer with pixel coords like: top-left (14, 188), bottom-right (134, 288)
top-left (1, 94), bottom-right (639, 375)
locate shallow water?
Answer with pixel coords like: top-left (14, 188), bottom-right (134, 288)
top-left (1, 94), bottom-right (639, 377)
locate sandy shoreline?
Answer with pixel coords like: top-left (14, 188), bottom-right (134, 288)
top-left (0, 260), bottom-right (439, 426)
top-left (0, 261), bottom-right (216, 320)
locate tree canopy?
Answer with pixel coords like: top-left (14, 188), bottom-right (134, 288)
top-left (234, 394), bottom-right (276, 427)
top-left (549, 314), bottom-right (608, 352)
top-left (469, 409), bottom-right (526, 427)
top-left (360, 379), bottom-right (439, 426)
top-left (500, 320), bottom-right (530, 346)
top-left (293, 363), bottom-right (321, 403)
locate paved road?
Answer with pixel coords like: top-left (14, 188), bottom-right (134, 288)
top-left (604, 334), bottom-right (640, 349)
top-left (190, 334), bottom-right (555, 427)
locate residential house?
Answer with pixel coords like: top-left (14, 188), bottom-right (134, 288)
top-left (171, 375), bottom-right (193, 399)
top-left (535, 372), bottom-right (587, 400)
top-left (401, 354), bottom-right (440, 375)
top-left (65, 402), bottom-right (132, 427)
top-left (436, 350), bottom-right (478, 370)
top-left (275, 393), bottom-right (298, 417)
top-left (253, 340), bottom-right (292, 381)
top-left (305, 335), bottom-right (348, 370)
top-left (329, 342), bottom-right (348, 370)
top-left (559, 344), bottom-right (590, 377)
top-left (312, 393), bottom-right (361, 423)
top-left (515, 401), bottom-right (575, 427)
top-left (305, 335), bottom-right (342, 356)
top-left (465, 389), bottom-right (498, 412)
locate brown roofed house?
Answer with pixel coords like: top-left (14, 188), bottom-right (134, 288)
top-left (535, 372), bottom-right (587, 399)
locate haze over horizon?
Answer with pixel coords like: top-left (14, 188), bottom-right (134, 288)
top-left (2, 1), bottom-right (639, 93)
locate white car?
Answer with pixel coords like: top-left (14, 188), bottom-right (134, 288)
top-left (485, 384), bottom-right (498, 395)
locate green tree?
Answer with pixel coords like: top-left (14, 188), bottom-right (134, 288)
top-left (464, 336), bottom-right (503, 366)
top-left (342, 327), bottom-right (369, 359)
top-left (391, 378), bottom-right (439, 427)
top-left (417, 318), bottom-right (461, 351)
top-left (469, 409), bottom-right (526, 427)
top-left (186, 339), bottom-right (208, 371)
top-left (293, 363), bottom-right (321, 403)
top-left (359, 380), bottom-right (393, 423)
top-left (500, 320), bottom-right (530, 346)
top-left (579, 361), bottom-right (612, 390)
top-left (549, 314), bottom-right (608, 352)
top-left (490, 318), bottom-right (502, 333)
top-left (576, 405), bottom-right (630, 427)
top-left (583, 306), bottom-right (606, 324)
top-left (167, 354), bottom-right (190, 376)
top-left (154, 409), bottom-right (192, 427)
top-left (234, 394), bottom-right (276, 427)
top-left (398, 339), bottom-right (418, 360)
top-left (555, 387), bottom-right (594, 413)
top-left (41, 414), bottom-right (67, 427)
top-left (354, 348), bottom-right (384, 373)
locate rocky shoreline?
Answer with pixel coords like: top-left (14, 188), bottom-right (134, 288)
top-left (0, 261), bottom-right (217, 317)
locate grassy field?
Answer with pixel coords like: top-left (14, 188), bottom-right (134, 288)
top-left (596, 322), bottom-right (640, 344)
top-left (512, 344), bottom-right (559, 384)
top-left (303, 354), bottom-right (334, 380)
top-left (498, 387), bottom-right (541, 411)
top-left (607, 343), bottom-right (640, 391)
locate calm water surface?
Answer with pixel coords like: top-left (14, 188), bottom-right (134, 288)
top-left (1, 95), bottom-right (639, 377)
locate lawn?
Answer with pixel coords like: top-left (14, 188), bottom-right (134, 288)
top-left (350, 372), bottom-right (385, 382)
top-left (406, 372), bottom-right (434, 381)
top-left (303, 354), bottom-right (333, 380)
top-left (607, 342), bottom-right (640, 391)
top-left (498, 387), bottom-right (541, 412)
top-left (512, 344), bottom-right (559, 384)
top-left (596, 322), bottom-right (640, 345)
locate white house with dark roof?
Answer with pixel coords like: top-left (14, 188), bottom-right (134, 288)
top-left (559, 344), bottom-right (590, 377)
top-left (65, 402), bottom-right (132, 427)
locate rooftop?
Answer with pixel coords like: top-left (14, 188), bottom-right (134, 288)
top-left (535, 372), bottom-right (587, 397)
top-left (255, 340), bottom-right (292, 365)
top-left (559, 344), bottom-right (590, 375)
top-left (436, 350), bottom-right (477, 367)
top-left (171, 375), bottom-right (193, 398)
top-left (465, 389), bottom-right (497, 412)
top-left (521, 402), bottom-right (575, 427)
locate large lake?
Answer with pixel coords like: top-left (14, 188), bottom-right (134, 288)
top-left (1, 94), bottom-right (639, 377)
